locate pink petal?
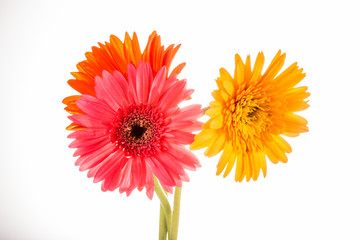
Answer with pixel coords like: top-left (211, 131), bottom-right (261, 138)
top-left (166, 120), bottom-right (202, 132)
top-left (68, 114), bottom-right (108, 129)
top-left (170, 104), bottom-right (203, 121)
top-left (166, 131), bottom-right (195, 145)
top-left (76, 143), bottom-right (116, 171)
top-left (161, 185), bottom-right (173, 194)
top-left (157, 80), bottom-right (187, 110)
top-left (163, 106), bottom-right (179, 118)
top-left (69, 135), bottom-right (108, 149)
top-left (181, 121), bottom-right (203, 132)
top-left (167, 144), bottom-right (201, 170)
top-left (97, 153), bottom-right (129, 189)
top-left (130, 156), bottom-right (142, 187)
top-left (147, 156), bottom-right (176, 187)
top-left (73, 138), bottom-right (110, 157)
top-left (166, 120), bottom-right (194, 129)
top-left (112, 70), bottom-right (131, 106)
top-left (118, 157), bottom-right (133, 190)
top-left (136, 62), bottom-right (152, 104)
top-left (102, 70), bottom-right (127, 109)
top-left (156, 151), bottom-right (188, 182)
top-left (169, 171), bottom-right (184, 186)
top-left (76, 95), bottom-right (115, 122)
top-left (144, 163), bottom-right (155, 199)
top-left (94, 73), bottom-right (119, 111)
top-left (183, 89), bottom-right (194, 100)
top-left (162, 73), bottom-right (177, 92)
top-left (68, 128), bottom-right (107, 140)
top-left (146, 186), bottom-right (154, 199)
top-left (125, 187), bottom-right (136, 196)
top-left (137, 158), bottom-right (147, 190)
top-left (127, 64), bottom-right (139, 104)
top-left (148, 66), bottom-right (166, 105)
top-left (101, 166), bottom-right (122, 191)
top-left (93, 151), bottom-right (124, 183)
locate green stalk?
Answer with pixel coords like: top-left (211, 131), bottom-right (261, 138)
top-left (170, 186), bottom-right (182, 240)
top-left (154, 176), bottom-right (172, 239)
top-left (159, 204), bottom-right (167, 240)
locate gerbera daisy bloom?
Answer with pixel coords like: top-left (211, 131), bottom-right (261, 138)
top-left (67, 61), bottom-right (202, 199)
top-left (63, 31), bottom-right (185, 131)
top-left (190, 50), bottom-right (309, 182)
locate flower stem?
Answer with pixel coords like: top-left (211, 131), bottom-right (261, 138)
top-left (170, 186), bottom-right (182, 240)
top-left (154, 176), bottom-right (172, 239)
top-left (201, 106), bottom-right (210, 114)
top-left (159, 204), bottom-right (167, 240)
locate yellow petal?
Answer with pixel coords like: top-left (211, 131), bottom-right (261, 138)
top-left (219, 68), bottom-right (235, 97)
top-left (283, 132), bottom-right (300, 137)
top-left (190, 129), bottom-right (216, 150)
top-left (273, 135), bottom-right (292, 153)
top-left (235, 54), bottom-right (245, 87)
top-left (285, 86), bottom-right (310, 112)
top-left (264, 140), bottom-right (288, 163)
top-left (251, 151), bottom-right (261, 181)
top-left (277, 66), bottom-right (306, 89)
top-left (204, 133), bottom-right (226, 157)
top-left (206, 106), bottom-right (222, 118)
top-left (216, 141), bottom-right (234, 175)
top-left (235, 152), bottom-right (245, 182)
top-left (223, 80), bottom-right (235, 97)
top-left (244, 152), bottom-right (253, 181)
top-left (258, 151), bottom-right (267, 177)
top-left (249, 52), bottom-right (265, 84)
top-left (209, 100), bottom-right (223, 108)
top-left (244, 55), bottom-right (252, 86)
top-left (219, 68), bottom-right (233, 82)
top-left (283, 113), bottom-right (309, 134)
top-left (286, 86), bottom-right (309, 97)
top-left (264, 147), bottom-right (279, 164)
top-left (261, 50), bottom-right (285, 83)
top-left (209, 115), bottom-right (224, 129)
top-left (211, 90), bottom-right (226, 104)
top-left (223, 151), bottom-right (236, 178)
top-left (220, 90), bottom-right (230, 102)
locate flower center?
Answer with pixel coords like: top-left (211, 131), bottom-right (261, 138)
top-left (224, 87), bottom-right (270, 144)
top-left (110, 104), bottom-right (165, 157)
top-left (130, 124), bottom-right (146, 140)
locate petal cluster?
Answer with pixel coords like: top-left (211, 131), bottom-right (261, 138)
top-left (191, 50), bottom-right (309, 182)
top-left (68, 61), bottom-right (202, 198)
top-left (63, 31), bottom-right (185, 131)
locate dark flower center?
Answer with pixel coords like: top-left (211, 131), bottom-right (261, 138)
top-left (110, 104), bottom-right (166, 157)
top-left (130, 124), bottom-right (147, 140)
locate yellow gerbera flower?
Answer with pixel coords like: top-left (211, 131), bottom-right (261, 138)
top-left (190, 50), bottom-right (310, 182)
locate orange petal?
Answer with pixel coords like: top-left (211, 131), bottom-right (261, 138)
top-left (67, 79), bottom-right (95, 96)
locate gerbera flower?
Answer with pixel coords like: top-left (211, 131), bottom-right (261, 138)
top-left (63, 31), bottom-right (185, 131)
top-left (190, 50), bottom-right (309, 182)
top-left (67, 61), bottom-right (202, 198)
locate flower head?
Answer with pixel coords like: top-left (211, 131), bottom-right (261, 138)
top-left (63, 31), bottom-right (185, 131)
top-left (190, 50), bottom-right (309, 182)
top-left (67, 61), bottom-right (202, 199)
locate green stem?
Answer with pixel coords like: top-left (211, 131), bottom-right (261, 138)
top-left (170, 186), bottom-right (182, 240)
top-left (201, 106), bottom-right (210, 113)
top-left (159, 204), bottom-right (167, 240)
top-left (154, 176), bottom-right (172, 239)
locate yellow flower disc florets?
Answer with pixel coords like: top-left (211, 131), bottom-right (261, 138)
top-left (224, 86), bottom-right (271, 157)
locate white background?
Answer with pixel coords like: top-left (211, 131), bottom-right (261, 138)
top-left (1, 0), bottom-right (359, 239)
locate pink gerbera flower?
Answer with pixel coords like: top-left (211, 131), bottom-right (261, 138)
top-left (67, 61), bottom-right (202, 199)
